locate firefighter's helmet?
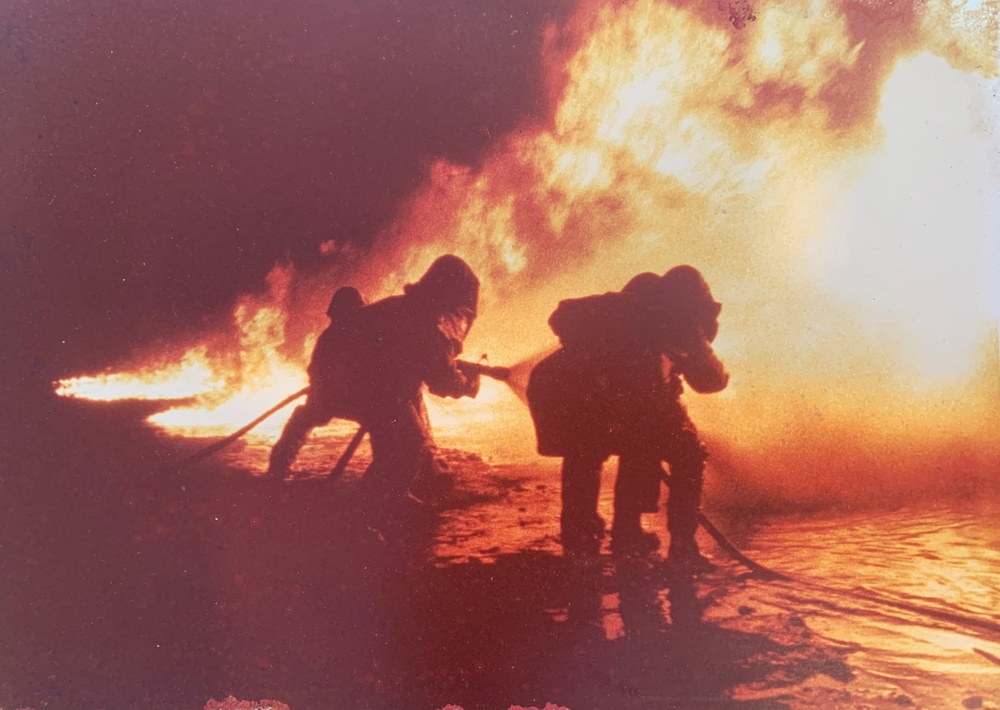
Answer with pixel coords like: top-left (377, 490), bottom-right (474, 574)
top-left (661, 265), bottom-right (722, 342)
top-left (326, 286), bottom-right (365, 320)
top-left (405, 254), bottom-right (480, 319)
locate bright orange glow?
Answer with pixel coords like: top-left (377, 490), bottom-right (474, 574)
top-left (54, 345), bottom-right (221, 401)
top-left (54, 0), bottom-right (1000, 484)
top-left (145, 264), bottom-right (311, 437)
top-left (55, 263), bottom-right (310, 438)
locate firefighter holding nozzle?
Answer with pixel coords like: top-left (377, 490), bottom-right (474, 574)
top-left (346, 254), bottom-right (483, 500)
top-left (527, 266), bottom-right (728, 568)
top-left (268, 255), bottom-right (485, 503)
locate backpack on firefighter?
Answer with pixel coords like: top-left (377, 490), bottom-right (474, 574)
top-left (526, 267), bottom-right (725, 459)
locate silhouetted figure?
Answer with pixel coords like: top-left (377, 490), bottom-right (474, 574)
top-left (529, 288), bottom-right (646, 554)
top-left (527, 266), bottom-right (727, 566)
top-left (267, 286), bottom-right (366, 477)
top-left (616, 266), bottom-right (728, 567)
top-left (347, 255), bottom-right (482, 499)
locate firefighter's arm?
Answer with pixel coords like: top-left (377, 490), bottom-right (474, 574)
top-left (675, 335), bottom-right (729, 394)
top-left (423, 330), bottom-right (481, 399)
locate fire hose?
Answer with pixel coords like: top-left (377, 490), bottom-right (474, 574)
top-left (166, 387), bottom-right (310, 471)
top-left (164, 360), bottom-right (780, 581)
top-left (328, 359), bottom-right (512, 479)
top-left (658, 477), bottom-right (1000, 640)
top-left (167, 360), bottom-right (511, 474)
top-left (164, 362), bottom-right (1000, 649)
top-left (657, 469), bottom-right (788, 581)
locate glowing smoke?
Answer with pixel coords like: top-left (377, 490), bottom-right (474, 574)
top-left (56, 0), bottom-right (1000, 499)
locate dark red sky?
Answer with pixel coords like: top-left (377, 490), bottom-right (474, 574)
top-left (1, 0), bottom-right (573, 394)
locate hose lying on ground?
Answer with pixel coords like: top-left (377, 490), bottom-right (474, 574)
top-left (661, 469), bottom-right (1000, 643)
top-left (163, 357), bottom-right (517, 474)
top-left (163, 387), bottom-right (309, 472)
top-left (156, 380), bottom-right (1000, 651)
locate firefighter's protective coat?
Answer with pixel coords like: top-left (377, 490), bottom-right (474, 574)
top-left (527, 275), bottom-right (726, 458)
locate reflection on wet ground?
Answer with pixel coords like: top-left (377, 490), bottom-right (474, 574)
top-left (732, 504), bottom-right (1000, 708)
top-left (3, 404), bottom-right (998, 709)
top-left (427, 457), bottom-right (1000, 709)
top-left (186, 480), bottom-right (859, 710)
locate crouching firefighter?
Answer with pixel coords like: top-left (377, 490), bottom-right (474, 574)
top-left (346, 254), bottom-right (483, 503)
top-left (617, 266), bottom-right (728, 568)
top-left (267, 286), bottom-right (366, 477)
top-left (526, 265), bottom-right (728, 566)
top-left (268, 256), bottom-right (486, 499)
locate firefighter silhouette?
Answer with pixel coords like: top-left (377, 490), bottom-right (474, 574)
top-left (527, 266), bottom-right (728, 567)
top-left (267, 256), bottom-right (482, 502)
top-left (267, 286), bottom-right (366, 477)
top-left (346, 254), bottom-right (482, 499)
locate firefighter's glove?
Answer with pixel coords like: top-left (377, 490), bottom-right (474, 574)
top-left (464, 373), bottom-right (482, 398)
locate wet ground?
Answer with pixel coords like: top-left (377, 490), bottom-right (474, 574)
top-left (2, 397), bottom-right (999, 709)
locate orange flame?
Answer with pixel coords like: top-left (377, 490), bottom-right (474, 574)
top-left (145, 264), bottom-right (310, 437)
top-left (55, 0), bottom-right (999, 483)
top-left (55, 263), bottom-right (310, 438)
top-left (361, 0), bottom-right (1000, 468)
top-left (54, 345), bottom-right (222, 402)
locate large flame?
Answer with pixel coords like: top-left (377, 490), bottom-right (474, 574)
top-left (56, 0), bottom-right (999, 487)
top-left (57, 263), bottom-right (310, 438)
top-left (144, 264), bottom-right (311, 438)
top-left (54, 345), bottom-right (222, 402)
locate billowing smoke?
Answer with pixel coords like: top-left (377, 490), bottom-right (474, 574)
top-left (57, 0), bottom-right (999, 506)
top-left (318, 0), bottom-right (1000, 503)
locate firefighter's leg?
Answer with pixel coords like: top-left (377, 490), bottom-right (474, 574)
top-left (361, 401), bottom-right (439, 541)
top-left (611, 454), bottom-right (662, 553)
top-left (665, 428), bottom-right (712, 568)
top-left (407, 396), bottom-right (452, 501)
top-left (666, 459), bottom-right (702, 553)
top-left (365, 399), bottom-right (436, 499)
top-left (267, 401), bottom-right (328, 476)
top-left (560, 452), bottom-right (606, 554)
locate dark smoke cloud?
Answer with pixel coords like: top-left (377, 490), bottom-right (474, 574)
top-left (0, 0), bottom-right (574, 397)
